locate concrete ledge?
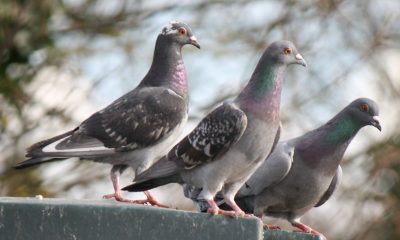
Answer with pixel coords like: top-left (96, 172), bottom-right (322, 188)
top-left (0, 197), bottom-right (262, 240)
top-left (0, 197), bottom-right (323, 240)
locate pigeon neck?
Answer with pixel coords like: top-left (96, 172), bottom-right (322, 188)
top-left (237, 61), bottom-right (286, 121)
top-left (141, 35), bottom-right (188, 97)
top-left (323, 113), bottom-right (360, 145)
top-left (298, 112), bottom-right (360, 175)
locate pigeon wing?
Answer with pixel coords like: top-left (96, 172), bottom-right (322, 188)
top-left (238, 140), bottom-right (294, 197)
top-left (81, 87), bottom-right (187, 151)
top-left (315, 166), bottom-right (342, 207)
top-left (169, 102), bottom-right (247, 169)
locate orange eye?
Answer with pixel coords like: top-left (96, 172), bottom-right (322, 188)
top-left (283, 47), bottom-right (292, 55)
top-left (360, 103), bottom-right (369, 112)
top-left (178, 27), bottom-right (187, 35)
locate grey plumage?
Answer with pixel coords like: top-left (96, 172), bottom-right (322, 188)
top-left (15, 21), bottom-right (200, 204)
top-left (188, 98), bottom-right (381, 234)
top-left (123, 40), bottom-right (307, 216)
top-left (314, 166), bottom-right (342, 208)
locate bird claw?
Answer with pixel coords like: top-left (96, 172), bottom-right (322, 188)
top-left (102, 193), bottom-right (116, 199)
top-left (206, 208), bottom-right (245, 218)
top-left (143, 191), bottom-right (169, 208)
top-left (207, 207), bottom-right (219, 215)
top-left (102, 193), bottom-right (138, 203)
top-left (292, 223), bottom-right (326, 240)
top-left (143, 197), bottom-right (169, 208)
top-left (103, 191), bottom-right (168, 208)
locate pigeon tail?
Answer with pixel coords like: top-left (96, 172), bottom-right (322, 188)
top-left (14, 157), bottom-right (67, 169)
top-left (122, 174), bottom-right (181, 192)
top-left (26, 129), bottom-right (77, 158)
top-left (19, 127), bottom-right (113, 169)
top-left (134, 156), bottom-right (181, 182)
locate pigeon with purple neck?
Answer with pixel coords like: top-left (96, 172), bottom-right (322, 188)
top-left (15, 21), bottom-right (200, 206)
top-left (123, 40), bottom-right (307, 217)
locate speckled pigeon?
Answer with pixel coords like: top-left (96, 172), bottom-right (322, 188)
top-left (14, 21), bottom-right (200, 206)
top-left (122, 40), bottom-right (307, 217)
top-left (190, 98), bottom-right (381, 235)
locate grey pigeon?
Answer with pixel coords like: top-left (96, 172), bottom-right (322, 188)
top-left (14, 21), bottom-right (200, 205)
top-left (122, 40), bottom-right (307, 217)
top-left (190, 98), bottom-right (381, 236)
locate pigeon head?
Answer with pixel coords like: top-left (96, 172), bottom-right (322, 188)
top-left (347, 98), bottom-right (381, 131)
top-left (160, 21), bottom-right (200, 49)
top-left (266, 40), bottom-right (307, 67)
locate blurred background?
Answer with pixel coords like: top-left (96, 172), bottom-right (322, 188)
top-left (1, 0), bottom-right (399, 239)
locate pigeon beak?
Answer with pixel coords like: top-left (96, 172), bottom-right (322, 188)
top-left (295, 53), bottom-right (307, 67)
top-left (189, 36), bottom-right (201, 49)
top-left (371, 116), bottom-right (382, 131)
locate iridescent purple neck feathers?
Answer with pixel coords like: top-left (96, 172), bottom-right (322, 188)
top-left (140, 35), bottom-right (188, 97)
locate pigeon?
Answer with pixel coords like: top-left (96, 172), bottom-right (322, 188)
top-left (122, 40), bottom-right (307, 217)
top-left (189, 98), bottom-right (381, 236)
top-left (14, 21), bottom-right (200, 206)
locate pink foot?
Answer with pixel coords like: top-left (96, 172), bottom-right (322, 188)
top-left (292, 222), bottom-right (326, 240)
top-left (206, 200), bottom-right (245, 218)
top-left (103, 191), bottom-right (168, 207)
top-left (102, 193), bottom-right (117, 199)
top-left (207, 207), bottom-right (242, 217)
top-left (102, 192), bottom-right (141, 204)
top-left (143, 191), bottom-right (169, 208)
top-left (207, 200), bottom-right (244, 218)
top-left (207, 207), bottom-right (219, 215)
top-left (220, 209), bottom-right (245, 218)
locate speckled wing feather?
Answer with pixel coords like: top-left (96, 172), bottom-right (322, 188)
top-left (26, 87), bottom-right (187, 158)
top-left (168, 102), bottom-right (247, 169)
top-left (80, 87), bottom-right (187, 151)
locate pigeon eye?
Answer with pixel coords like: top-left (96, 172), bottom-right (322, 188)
top-left (178, 27), bottom-right (187, 35)
top-left (283, 48), bottom-right (292, 55)
top-left (360, 104), bottom-right (369, 112)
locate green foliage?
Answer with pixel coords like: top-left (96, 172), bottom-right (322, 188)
top-left (0, 167), bottom-right (54, 197)
top-left (0, 0), bottom-right (55, 109)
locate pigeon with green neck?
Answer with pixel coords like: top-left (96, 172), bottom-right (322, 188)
top-left (123, 40), bottom-right (306, 217)
top-left (205, 98), bottom-right (381, 237)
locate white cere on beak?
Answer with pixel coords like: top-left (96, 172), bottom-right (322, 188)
top-left (189, 36), bottom-right (197, 42)
top-left (295, 54), bottom-right (304, 61)
top-left (373, 116), bottom-right (380, 123)
top-left (295, 53), bottom-right (307, 67)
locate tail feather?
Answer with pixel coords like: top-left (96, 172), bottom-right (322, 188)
top-left (26, 129), bottom-right (77, 158)
top-left (17, 130), bottom-right (76, 169)
top-left (135, 156), bottom-right (181, 182)
top-left (122, 174), bottom-right (181, 192)
top-left (17, 127), bottom-right (114, 169)
top-left (14, 157), bottom-right (67, 169)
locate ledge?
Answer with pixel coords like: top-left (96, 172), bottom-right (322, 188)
top-left (264, 230), bottom-right (324, 240)
top-left (0, 197), bottom-right (323, 240)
